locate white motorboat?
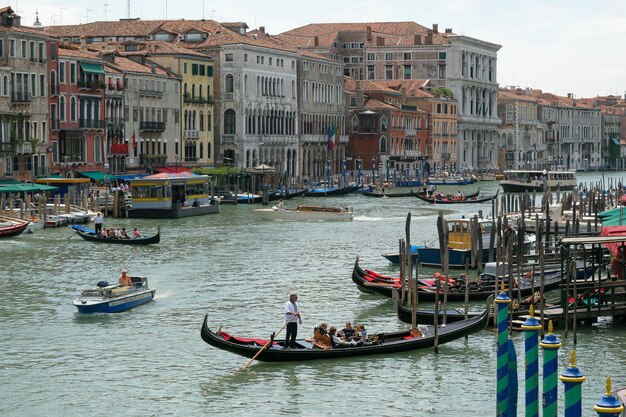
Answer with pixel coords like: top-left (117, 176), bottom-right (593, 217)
top-left (255, 204), bottom-right (353, 221)
top-left (73, 276), bottom-right (156, 313)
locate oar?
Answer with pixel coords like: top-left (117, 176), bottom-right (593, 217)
top-left (240, 315), bottom-right (297, 370)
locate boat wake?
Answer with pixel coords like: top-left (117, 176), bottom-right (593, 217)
top-left (353, 215), bottom-right (383, 221)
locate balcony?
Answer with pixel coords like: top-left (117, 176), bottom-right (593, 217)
top-left (441, 152), bottom-right (451, 159)
top-left (11, 91), bottom-right (31, 103)
top-left (224, 93), bottom-right (234, 100)
top-left (79, 119), bottom-right (105, 130)
top-left (139, 154), bottom-right (167, 166)
top-left (78, 79), bottom-right (105, 90)
top-left (110, 143), bottom-right (129, 155)
top-left (221, 134), bottom-right (235, 143)
top-left (185, 130), bottom-right (200, 139)
top-left (139, 89), bottom-right (164, 98)
top-left (405, 128), bottom-right (417, 137)
top-left (183, 93), bottom-right (214, 105)
top-left (16, 142), bottom-right (33, 154)
top-left (139, 121), bottom-right (166, 132)
top-left (0, 142), bottom-right (16, 155)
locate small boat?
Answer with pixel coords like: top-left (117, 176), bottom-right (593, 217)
top-left (351, 257), bottom-right (566, 302)
top-left (200, 296), bottom-right (491, 362)
top-left (413, 189), bottom-right (480, 199)
top-left (414, 190), bottom-right (498, 204)
top-left (361, 188), bottom-right (417, 198)
top-left (426, 176), bottom-right (474, 185)
top-left (73, 276), bottom-right (156, 313)
top-left (70, 225), bottom-right (160, 244)
top-left (500, 169), bottom-right (576, 192)
top-left (304, 184), bottom-right (361, 197)
top-left (219, 193), bottom-right (264, 204)
top-left (0, 215), bottom-right (30, 237)
top-left (255, 204), bottom-right (353, 221)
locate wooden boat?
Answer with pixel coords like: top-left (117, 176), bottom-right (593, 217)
top-left (304, 184), bottom-right (361, 197)
top-left (73, 276), bottom-right (156, 313)
top-left (0, 215), bottom-right (29, 237)
top-left (414, 190), bottom-right (498, 204)
top-left (426, 176), bottom-right (474, 185)
top-left (255, 204), bottom-right (353, 221)
top-left (70, 225), bottom-right (160, 244)
top-left (500, 169), bottom-right (576, 192)
top-left (352, 257), bottom-right (565, 302)
top-left (361, 188), bottom-right (416, 198)
top-left (413, 189), bottom-right (480, 199)
top-left (200, 296), bottom-right (491, 362)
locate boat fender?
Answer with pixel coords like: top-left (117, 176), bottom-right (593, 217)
top-left (97, 280), bottom-right (109, 287)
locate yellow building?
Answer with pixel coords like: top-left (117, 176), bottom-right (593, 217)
top-left (148, 42), bottom-right (215, 167)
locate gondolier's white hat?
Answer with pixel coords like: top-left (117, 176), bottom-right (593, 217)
top-left (121, 269), bottom-right (127, 273)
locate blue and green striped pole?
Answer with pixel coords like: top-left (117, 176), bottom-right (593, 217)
top-left (559, 350), bottom-right (586, 417)
top-left (593, 376), bottom-right (624, 416)
top-left (521, 305), bottom-right (542, 417)
top-left (495, 286), bottom-right (511, 417)
top-left (539, 320), bottom-right (561, 417)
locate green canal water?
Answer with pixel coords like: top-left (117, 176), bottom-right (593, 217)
top-left (1, 172), bottom-right (625, 416)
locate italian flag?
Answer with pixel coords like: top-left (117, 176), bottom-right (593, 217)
top-left (327, 125), bottom-right (336, 151)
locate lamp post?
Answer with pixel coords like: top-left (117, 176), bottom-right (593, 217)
top-left (371, 157), bottom-right (376, 185)
top-left (174, 154), bottom-right (179, 173)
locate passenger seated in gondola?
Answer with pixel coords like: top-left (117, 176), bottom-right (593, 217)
top-left (355, 324), bottom-right (369, 345)
top-left (120, 227), bottom-right (129, 239)
top-left (341, 321), bottom-right (355, 340)
top-left (133, 228), bottom-right (141, 238)
top-left (328, 326), bottom-right (355, 348)
top-left (311, 323), bottom-right (331, 349)
top-left (107, 228), bottom-right (116, 238)
top-left (101, 228), bottom-right (108, 238)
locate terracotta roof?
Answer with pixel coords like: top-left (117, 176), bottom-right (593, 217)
top-left (58, 45), bottom-right (103, 61)
top-left (498, 88), bottom-right (541, 103)
top-left (278, 22), bottom-right (451, 48)
top-left (375, 80), bottom-right (434, 98)
top-left (87, 40), bottom-right (210, 59)
top-left (363, 97), bottom-right (398, 110)
top-left (105, 55), bottom-right (172, 76)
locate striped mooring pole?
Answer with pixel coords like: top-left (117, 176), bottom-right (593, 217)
top-left (559, 350), bottom-right (586, 417)
top-left (521, 305), bottom-right (542, 417)
top-left (593, 376), bottom-right (624, 417)
top-left (539, 320), bottom-right (561, 417)
top-left (495, 287), bottom-right (511, 417)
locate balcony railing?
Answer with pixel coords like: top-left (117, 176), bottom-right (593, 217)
top-left (183, 94), bottom-right (214, 105)
top-left (78, 79), bottom-right (105, 90)
top-left (139, 154), bottom-right (167, 166)
top-left (441, 153), bottom-right (451, 159)
top-left (185, 130), bottom-right (200, 139)
top-left (17, 142), bottom-right (33, 154)
top-left (79, 119), bottom-right (105, 129)
top-left (221, 134), bottom-right (235, 143)
top-left (405, 128), bottom-right (417, 136)
top-left (139, 121), bottom-right (166, 132)
top-left (224, 93), bottom-right (234, 100)
top-left (139, 89), bottom-right (164, 98)
top-left (0, 142), bottom-right (16, 155)
top-left (11, 91), bottom-right (31, 103)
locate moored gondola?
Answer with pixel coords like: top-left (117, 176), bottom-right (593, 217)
top-left (413, 190), bottom-right (498, 204)
top-left (70, 225), bottom-right (160, 244)
top-left (200, 296), bottom-right (491, 362)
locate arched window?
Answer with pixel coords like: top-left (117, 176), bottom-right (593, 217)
top-left (244, 74), bottom-right (248, 96)
top-left (379, 136), bottom-right (388, 153)
top-left (49, 71), bottom-right (56, 95)
top-left (94, 135), bottom-right (102, 163)
top-left (199, 111), bottom-right (204, 131)
top-left (206, 112), bottom-right (212, 131)
top-left (70, 96), bottom-right (77, 122)
top-left (224, 109), bottom-right (236, 134)
top-left (59, 96), bottom-right (66, 121)
top-left (192, 84), bottom-right (196, 99)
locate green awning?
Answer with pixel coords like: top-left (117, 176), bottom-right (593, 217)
top-left (0, 183), bottom-right (58, 193)
top-left (79, 171), bottom-right (111, 181)
top-left (611, 137), bottom-right (620, 146)
top-left (80, 63), bottom-right (105, 75)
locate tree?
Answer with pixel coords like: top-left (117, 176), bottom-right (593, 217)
top-left (431, 87), bottom-right (454, 99)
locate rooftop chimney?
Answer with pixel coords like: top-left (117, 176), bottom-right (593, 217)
top-left (259, 26), bottom-right (265, 34)
top-left (414, 34), bottom-right (421, 45)
top-left (425, 35), bottom-right (433, 45)
top-left (376, 36), bottom-right (384, 46)
top-left (166, 67), bottom-right (172, 76)
top-left (151, 63), bottom-right (157, 74)
top-left (432, 24), bottom-right (438, 34)
top-left (366, 25), bottom-right (372, 41)
top-left (567, 93), bottom-right (573, 99)
top-left (314, 35), bottom-right (318, 46)
top-left (445, 28), bottom-right (452, 34)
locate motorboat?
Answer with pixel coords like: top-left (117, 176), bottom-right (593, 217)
top-left (0, 215), bottom-right (30, 237)
top-left (255, 204), bottom-right (353, 221)
top-left (500, 169), bottom-right (576, 192)
top-left (73, 277), bottom-right (156, 313)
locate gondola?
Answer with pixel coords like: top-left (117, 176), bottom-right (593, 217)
top-left (413, 190), bottom-right (498, 204)
top-left (352, 257), bottom-right (564, 302)
top-left (361, 188), bottom-right (416, 198)
top-left (412, 189), bottom-right (480, 199)
top-left (304, 184), bottom-right (361, 197)
top-left (200, 296), bottom-right (491, 362)
top-left (70, 225), bottom-right (160, 244)
top-left (268, 188), bottom-right (308, 201)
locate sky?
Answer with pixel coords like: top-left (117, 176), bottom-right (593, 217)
top-left (12, 0), bottom-right (626, 99)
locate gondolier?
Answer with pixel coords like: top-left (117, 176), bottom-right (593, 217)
top-left (284, 293), bottom-right (302, 349)
top-left (91, 212), bottom-right (103, 235)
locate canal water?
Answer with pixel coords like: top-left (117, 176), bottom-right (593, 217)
top-left (1, 172), bottom-right (625, 416)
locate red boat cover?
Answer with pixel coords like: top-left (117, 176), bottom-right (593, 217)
top-left (600, 226), bottom-right (626, 257)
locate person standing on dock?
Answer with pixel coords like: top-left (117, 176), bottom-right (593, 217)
top-left (92, 212), bottom-right (103, 235)
top-left (283, 293), bottom-right (302, 348)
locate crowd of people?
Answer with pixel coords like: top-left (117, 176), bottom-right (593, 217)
top-left (97, 226), bottom-right (142, 239)
top-left (312, 321), bottom-right (370, 349)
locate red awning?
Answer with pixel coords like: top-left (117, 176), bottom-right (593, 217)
top-left (117, 79), bottom-right (124, 90)
top-left (155, 166), bottom-right (192, 174)
top-left (110, 143), bottom-right (129, 155)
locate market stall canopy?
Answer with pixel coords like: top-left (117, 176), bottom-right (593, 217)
top-left (0, 182), bottom-right (59, 193)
